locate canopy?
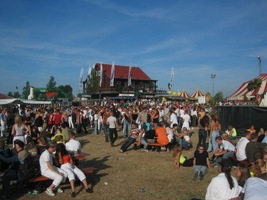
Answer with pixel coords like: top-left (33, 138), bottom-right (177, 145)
top-left (191, 89), bottom-right (204, 99)
top-left (180, 90), bottom-right (190, 98)
top-left (0, 98), bottom-right (51, 105)
top-left (228, 74), bottom-right (267, 100)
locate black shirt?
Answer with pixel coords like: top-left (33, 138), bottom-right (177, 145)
top-left (194, 150), bottom-right (208, 166)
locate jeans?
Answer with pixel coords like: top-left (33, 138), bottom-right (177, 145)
top-left (214, 151), bottom-right (235, 166)
top-left (140, 138), bottom-right (155, 149)
top-left (94, 120), bottom-right (98, 135)
top-left (123, 120), bottom-right (131, 137)
top-left (198, 129), bottom-right (207, 149)
top-left (103, 124), bottom-right (109, 142)
top-left (120, 137), bottom-right (136, 152)
top-left (1, 123), bottom-right (7, 137)
top-left (194, 165), bottom-right (207, 177)
top-left (109, 128), bottom-right (118, 144)
top-left (207, 130), bottom-right (220, 152)
top-left (175, 137), bottom-right (183, 147)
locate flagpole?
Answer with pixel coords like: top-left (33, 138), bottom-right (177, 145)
top-left (258, 56), bottom-right (262, 75)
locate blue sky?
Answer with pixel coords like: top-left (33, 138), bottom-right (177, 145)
top-left (0, 0), bottom-right (267, 97)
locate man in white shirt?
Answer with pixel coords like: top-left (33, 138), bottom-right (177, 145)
top-left (236, 131), bottom-right (251, 161)
top-left (39, 142), bottom-right (67, 197)
top-left (107, 111), bottom-right (119, 147)
top-left (168, 109), bottom-right (178, 128)
top-left (214, 136), bottom-right (236, 167)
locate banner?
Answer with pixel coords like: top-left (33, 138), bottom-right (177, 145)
top-left (128, 66), bottom-right (132, 87)
top-left (110, 61), bottom-right (115, 87)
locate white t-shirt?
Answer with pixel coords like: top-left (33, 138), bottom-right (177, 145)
top-left (242, 177), bottom-right (267, 200)
top-left (66, 139), bottom-right (82, 152)
top-left (39, 149), bottom-right (53, 174)
top-left (107, 116), bottom-right (117, 129)
top-left (236, 137), bottom-right (250, 161)
top-left (206, 173), bottom-right (241, 200)
top-left (170, 113), bottom-right (178, 128)
top-left (166, 127), bottom-right (173, 142)
top-left (222, 140), bottom-right (236, 151)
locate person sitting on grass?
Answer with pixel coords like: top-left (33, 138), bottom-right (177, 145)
top-left (172, 145), bottom-right (193, 169)
top-left (120, 123), bottom-right (140, 153)
top-left (55, 143), bottom-right (92, 198)
top-left (234, 163), bottom-right (251, 187)
top-left (193, 145), bottom-right (211, 181)
top-left (213, 136), bottom-right (236, 167)
top-left (206, 159), bottom-right (241, 200)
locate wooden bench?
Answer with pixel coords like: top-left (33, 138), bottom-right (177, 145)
top-left (133, 141), bottom-right (168, 150)
top-left (29, 167), bottom-right (97, 183)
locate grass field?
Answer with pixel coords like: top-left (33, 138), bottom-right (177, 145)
top-left (15, 127), bottom-right (225, 200)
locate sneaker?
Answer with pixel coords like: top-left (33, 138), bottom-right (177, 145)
top-left (140, 149), bottom-right (148, 152)
top-left (57, 187), bottom-right (64, 193)
top-left (45, 188), bottom-right (55, 197)
top-left (86, 188), bottom-right (93, 193)
top-left (71, 192), bottom-right (76, 198)
top-left (119, 149), bottom-right (123, 153)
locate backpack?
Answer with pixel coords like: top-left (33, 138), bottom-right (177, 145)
top-left (18, 153), bottom-right (36, 182)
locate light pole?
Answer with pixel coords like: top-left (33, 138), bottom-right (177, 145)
top-left (211, 74), bottom-right (216, 96)
top-left (258, 56), bottom-right (262, 75)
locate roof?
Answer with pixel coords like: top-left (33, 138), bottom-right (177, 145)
top-left (0, 93), bottom-right (12, 99)
top-left (180, 90), bottom-right (190, 98)
top-left (228, 74), bottom-right (267, 100)
top-left (191, 89), bottom-right (204, 99)
top-left (96, 63), bottom-right (152, 81)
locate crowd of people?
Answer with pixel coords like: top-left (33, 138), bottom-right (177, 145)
top-left (0, 99), bottom-right (267, 199)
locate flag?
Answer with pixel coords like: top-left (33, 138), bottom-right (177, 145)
top-left (128, 66), bottom-right (132, 87)
top-left (258, 56), bottom-right (261, 64)
top-left (168, 67), bottom-right (174, 90)
top-left (88, 65), bottom-right (92, 79)
top-left (79, 67), bottom-right (84, 88)
top-left (170, 67), bottom-right (174, 84)
top-left (110, 61), bottom-right (115, 87)
top-left (99, 63), bottom-right (103, 87)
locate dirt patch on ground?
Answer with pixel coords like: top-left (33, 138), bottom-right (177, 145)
top-left (16, 128), bottom-right (220, 200)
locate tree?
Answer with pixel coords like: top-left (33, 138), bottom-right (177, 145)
top-left (7, 92), bottom-right (14, 97)
top-left (22, 81), bottom-right (31, 99)
top-left (46, 76), bottom-right (57, 92)
top-left (209, 91), bottom-right (224, 113)
top-left (58, 85), bottom-right (73, 99)
top-left (13, 91), bottom-right (20, 98)
top-left (85, 68), bottom-right (100, 95)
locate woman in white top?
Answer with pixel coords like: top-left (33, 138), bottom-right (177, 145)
top-left (12, 115), bottom-right (30, 146)
top-left (206, 159), bottom-right (241, 200)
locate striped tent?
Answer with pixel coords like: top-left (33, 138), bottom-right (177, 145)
top-left (180, 90), bottom-right (190, 98)
top-left (191, 89), bottom-right (204, 99)
top-left (228, 74), bottom-right (267, 100)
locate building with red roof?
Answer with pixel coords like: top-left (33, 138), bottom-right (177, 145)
top-left (85, 63), bottom-right (157, 99)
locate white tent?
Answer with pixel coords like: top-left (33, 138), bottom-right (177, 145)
top-left (0, 98), bottom-right (51, 105)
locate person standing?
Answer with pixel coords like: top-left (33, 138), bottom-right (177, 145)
top-left (197, 108), bottom-right (209, 150)
top-left (39, 141), bottom-right (67, 197)
top-left (12, 115), bottom-right (30, 146)
top-left (0, 108), bottom-right (7, 137)
top-left (107, 111), bottom-right (119, 147)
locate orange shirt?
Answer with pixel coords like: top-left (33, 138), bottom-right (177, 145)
top-left (156, 127), bottom-right (169, 145)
